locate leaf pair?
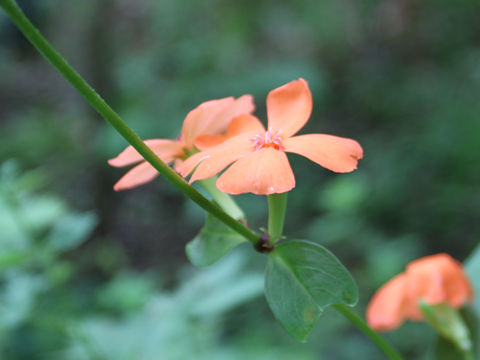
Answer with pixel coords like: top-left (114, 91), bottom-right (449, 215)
top-left (187, 214), bottom-right (358, 341)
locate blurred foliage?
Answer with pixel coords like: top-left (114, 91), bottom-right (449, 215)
top-left (0, 161), bottom-right (97, 358)
top-left (63, 253), bottom-right (269, 360)
top-left (0, 162), bottom-right (311, 359)
top-left (1, 0), bottom-right (480, 358)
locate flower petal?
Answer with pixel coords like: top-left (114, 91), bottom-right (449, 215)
top-left (266, 78), bottom-right (313, 138)
top-left (404, 254), bottom-right (474, 319)
top-left (108, 139), bottom-right (184, 168)
top-left (181, 97), bottom-right (234, 149)
top-left (193, 134), bottom-right (225, 150)
top-left (442, 261), bottom-right (474, 306)
top-left (173, 158), bottom-right (184, 173)
top-left (181, 95), bottom-right (255, 149)
top-left (217, 148), bottom-right (295, 195)
top-left (113, 162), bottom-right (159, 191)
top-left (179, 134), bottom-right (254, 183)
top-left (283, 134), bottom-right (363, 173)
top-left (194, 114), bottom-right (265, 150)
top-left (211, 95), bottom-right (256, 133)
top-left (366, 274), bottom-right (408, 331)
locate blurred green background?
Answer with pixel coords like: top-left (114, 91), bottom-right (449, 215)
top-left (1, 0), bottom-right (480, 359)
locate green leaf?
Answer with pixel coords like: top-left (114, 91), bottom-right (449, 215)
top-left (265, 240), bottom-right (358, 342)
top-left (186, 214), bottom-right (247, 268)
top-left (421, 302), bottom-right (472, 354)
top-left (433, 307), bottom-right (479, 360)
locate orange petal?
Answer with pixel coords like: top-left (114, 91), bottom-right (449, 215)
top-left (180, 134), bottom-right (254, 183)
top-left (181, 97), bottom-right (234, 149)
top-left (194, 114), bottom-right (265, 150)
top-left (283, 134), bottom-right (363, 173)
top-left (404, 254), bottom-right (474, 319)
top-left (113, 162), bottom-right (159, 191)
top-left (366, 274), bottom-right (408, 331)
top-left (211, 95), bottom-right (256, 133)
top-left (266, 78), bottom-right (313, 138)
top-left (194, 134), bottom-right (226, 150)
top-left (181, 95), bottom-right (255, 149)
top-left (442, 260), bottom-right (474, 306)
top-left (216, 148), bottom-right (295, 195)
top-left (108, 139), bottom-right (184, 168)
top-left (173, 158), bottom-right (184, 173)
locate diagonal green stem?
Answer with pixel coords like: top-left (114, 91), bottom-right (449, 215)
top-left (0, 0), bottom-right (259, 245)
top-left (333, 304), bottom-right (404, 360)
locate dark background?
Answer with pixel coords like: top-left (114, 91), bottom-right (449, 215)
top-left (1, 0), bottom-right (479, 358)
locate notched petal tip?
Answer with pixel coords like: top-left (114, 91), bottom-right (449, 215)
top-left (236, 94), bottom-right (256, 112)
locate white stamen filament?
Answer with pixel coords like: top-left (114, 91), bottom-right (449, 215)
top-left (250, 130), bottom-right (284, 151)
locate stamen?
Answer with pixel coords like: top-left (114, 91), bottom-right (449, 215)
top-left (249, 130), bottom-right (284, 151)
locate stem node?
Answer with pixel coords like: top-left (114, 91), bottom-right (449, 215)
top-left (254, 234), bottom-right (274, 254)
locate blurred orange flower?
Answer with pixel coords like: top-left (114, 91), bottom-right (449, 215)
top-left (179, 78), bottom-right (363, 195)
top-left (366, 253), bottom-right (474, 332)
top-left (108, 95), bottom-right (254, 191)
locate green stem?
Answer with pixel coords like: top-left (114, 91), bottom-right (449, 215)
top-left (0, 0), bottom-right (259, 245)
top-left (333, 304), bottom-right (404, 360)
top-left (267, 193), bottom-right (287, 242)
top-left (198, 177), bottom-right (245, 220)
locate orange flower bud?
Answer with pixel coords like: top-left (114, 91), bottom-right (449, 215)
top-left (366, 254), bottom-right (474, 331)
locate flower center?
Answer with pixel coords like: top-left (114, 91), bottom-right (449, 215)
top-left (250, 130), bottom-right (284, 151)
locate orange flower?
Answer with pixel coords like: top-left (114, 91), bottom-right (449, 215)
top-left (108, 95), bottom-right (254, 191)
top-left (178, 79), bottom-right (363, 195)
top-left (366, 253), bottom-right (474, 332)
